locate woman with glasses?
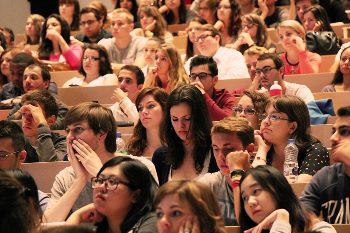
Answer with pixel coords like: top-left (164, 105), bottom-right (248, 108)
top-left (277, 19), bottom-right (321, 75)
top-left (59, 0), bottom-right (80, 31)
top-left (67, 156), bottom-right (158, 233)
top-left (233, 90), bottom-right (269, 130)
top-left (63, 44), bottom-right (117, 87)
top-left (229, 14), bottom-right (275, 55)
top-left (143, 45), bottom-right (190, 94)
top-left (253, 95), bottom-right (329, 183)
top-left (214, 0), bottom-right (241, 46)
top-left (152, 85), bottom-right (219, 185)
top-left (37, 14), bottom-right (83, 70)
top-left (322, 44), bottom-right (350, 92)
top-left (155, 180), bottom-right (227, 233)
top-left (126, 87), bottom-right (168, 158)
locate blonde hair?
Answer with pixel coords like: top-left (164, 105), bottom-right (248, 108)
top-left (111, 8), bottom-right (134, 23)
top-left (243, 45), bottom-right (268, 57)
top-left (277, 20), bottom-right (306, 41)
top-left (146, 46), bottom-right (189, 93)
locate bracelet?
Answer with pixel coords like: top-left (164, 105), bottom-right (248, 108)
top-left (230, 169), bottom-right (245, 179)
top-left (230, 180), bottom-right (240, 189)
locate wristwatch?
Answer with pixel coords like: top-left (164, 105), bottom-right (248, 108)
top-left (230, 169), bottom-right (245, 179)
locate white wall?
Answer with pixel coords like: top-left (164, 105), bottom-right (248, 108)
top-left (0, 0), bottom-right (30, 34)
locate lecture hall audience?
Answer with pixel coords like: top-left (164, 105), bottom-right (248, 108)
top-left (1, 0), bottom-right (350, 231)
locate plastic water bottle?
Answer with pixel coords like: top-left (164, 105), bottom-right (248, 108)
top-left (269, 81), bottom-right (282, 96)
top-left (283, 139), bottom-right (299, 183)
top-left (116, 132), bottom-right (126, 153)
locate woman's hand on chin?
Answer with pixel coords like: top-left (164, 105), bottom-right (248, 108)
top-left (244, 209), bottom-right (289, 233)
top-left (66, 203), bottom-right (104, 225)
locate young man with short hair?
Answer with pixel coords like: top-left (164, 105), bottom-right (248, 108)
top-left (72, 7), bottom-right (112, 47)
top-left (300, 106), bottom-right (350, 224)
top-left (110, 64), bottom-right (144, 123)
top-left (199, 117), bottom-right (254, 225)
top-left (252, 52), bottom-right (314, 104)
top-left (98, 8), bottom-right (146, 69)
top-left (20, 89), bottom-right (66, 162)
top-left (0, 120), bottom-right (49, 211)
top-left (44, 102), bottom-right (157, 222)
top-left (7, 63), bottom-right (68, 130)
top-left (184, 24), bottom-right (250, 80)
top-left (189, 55), bottom-right (236, 121)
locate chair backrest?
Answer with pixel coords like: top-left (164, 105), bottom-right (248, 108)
top-left (216, 78), bottom-right (252, 90)
top-left (168, 24), bottom-right (187, 33)
top-left (225, 226), bottom-right (240, 233)
top-left (319, 55), bottom-right (336, 73)
top-left (22, 161), bottom-right (70, 193)
top-left (57, 85), bottom-right (117, 106)
top-left (173, 35), bottom-right (188, 55)
top-left (314, 91), bottom-right (350, 112)
top-left (50, 70), bottom-right (83, 87)
top-left (310, 124), bottom-right (332, 148)
top-left (331, 23), bottom-right (350, 39)
top-left (290, 182), bottom-right (309, 197)
top-left (332, 224), bottom-right (350, 233)
top-left (284, 72), bottom-right (333, 93)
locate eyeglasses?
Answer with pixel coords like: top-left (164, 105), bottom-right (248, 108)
top-left (189, 72), bottom-right (213, 81)
top-left (196, 34), bottom-right (214, 42)
top-left (260, 113), bottom-right (289, 121)
top-left (332, 126), bottom-right (350, 138)
top-left (241, 23), bottom-right (256, 29)
top-left (83, 56), bottom-right (100, 62)
top-left (255, 66), bottom-right (277, 76)
top-left (232, 107), bottom-right (256, 115)
top-left (79, 20), bottom-right (97, 27)
top-left (0, 151), bottom-right (19, 160)
top-left (91, 176), bottom-right (131, 190)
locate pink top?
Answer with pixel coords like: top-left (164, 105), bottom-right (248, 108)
top-left (281, 50), bottom-right (321, 75)
top-left (49, 44), bottom-right (83, 70)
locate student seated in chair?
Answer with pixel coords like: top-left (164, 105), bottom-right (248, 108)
top-left (199, 117), bottom-right (254, 226)
top-left (0, 120), bottom-right (49, 212)
top-left (43, 102), bottom-right (157, 222)
top-left (300, 106), bottom-right (350, 224)
top-left (20, 89), bottom-right (67, 162)
top-left (7, 63), bottom-right (68, 130)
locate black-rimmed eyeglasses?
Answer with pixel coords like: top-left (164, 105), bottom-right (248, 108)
top-left (91, 176), bottom-right (131, 190)
top-left (0, 151), bottom-right (20, 160)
